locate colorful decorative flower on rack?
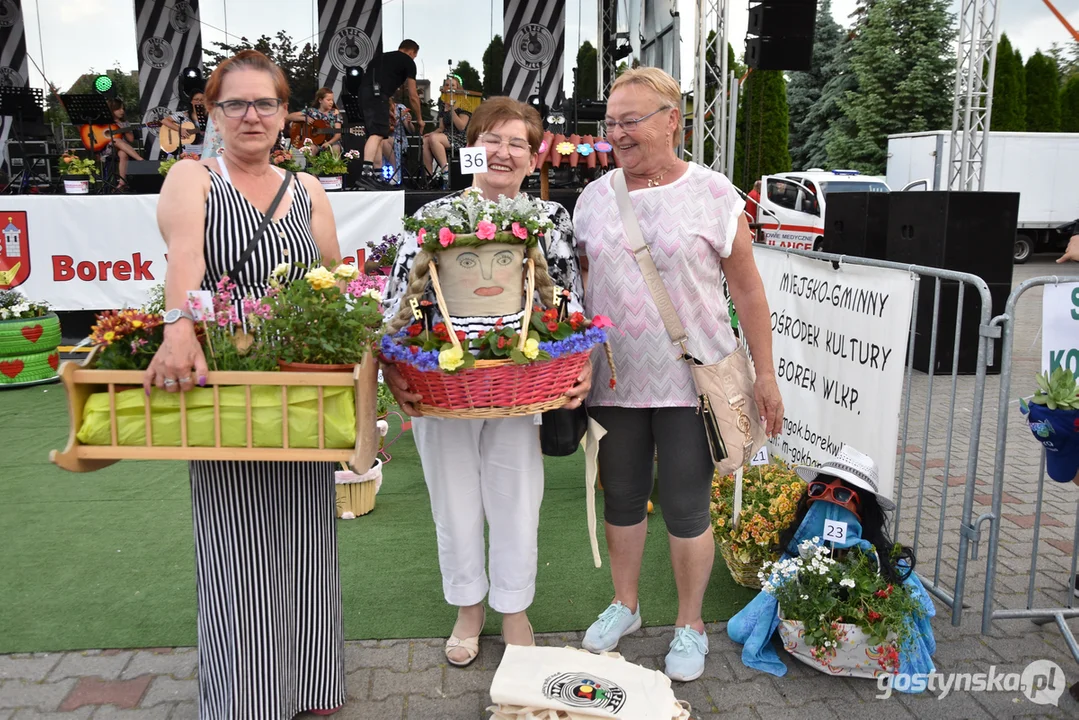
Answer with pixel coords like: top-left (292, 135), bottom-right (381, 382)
top-left (556, 141), bottom-right (575, 156)
top-left (594, 140), bottom-right (613, 153)
top-left (576, 143), bottom-right (593, 156)
top-left (538, 139), bottom-right (549, 155)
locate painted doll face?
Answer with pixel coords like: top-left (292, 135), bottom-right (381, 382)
top-left (438, 243), bottom-right (526, 317)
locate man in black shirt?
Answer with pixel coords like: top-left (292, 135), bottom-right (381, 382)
top-left (361, 39), bottom-right (426, 177)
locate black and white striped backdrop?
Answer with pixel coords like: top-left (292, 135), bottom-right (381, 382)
top-left (503, 0), bottom-right (565, 108)
top-left (0, 0), bottom-right (28, 168)
top-left (317, 0), bottom-right (382, 99)
top-left (133, 0), bottom-right (202, 157)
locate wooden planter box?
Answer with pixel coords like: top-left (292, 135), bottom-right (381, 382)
top-left (49, 349), bottom-right (380, 473)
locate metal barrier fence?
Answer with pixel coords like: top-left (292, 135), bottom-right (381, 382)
top-left (763, 246), bottom-right (997, 625)
top-left (981, 275), bottom-right (1079, 663)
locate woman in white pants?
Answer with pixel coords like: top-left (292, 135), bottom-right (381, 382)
top-left (380, 97), bottom-right (590, 666)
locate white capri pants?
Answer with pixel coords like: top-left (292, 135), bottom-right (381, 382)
top-left (411, 414), bottom-right (545, 614)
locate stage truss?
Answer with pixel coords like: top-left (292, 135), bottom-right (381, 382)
top-left (949, 0), bottom-right (1001, 190)
top-left (691, 0), bottom-right (734, 174)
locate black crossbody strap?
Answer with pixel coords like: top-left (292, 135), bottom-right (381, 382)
top-left (224, 170), bottom-right (293, 281)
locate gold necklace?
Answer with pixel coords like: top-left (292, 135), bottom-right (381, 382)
top-left (646, 161), bottom-right (676, 188)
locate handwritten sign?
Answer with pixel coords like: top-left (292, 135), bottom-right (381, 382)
top-left (459, 146), bottom-right (488, 174)
top-left (753, 248), bottom-right (915, 501)
top-left (1043, 283), bottom-right (1079, 374)
top-left (824, 519), bottom-right (848, 544)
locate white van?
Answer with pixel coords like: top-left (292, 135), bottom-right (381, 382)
top-left (752, 170), bottom-right (891, 251)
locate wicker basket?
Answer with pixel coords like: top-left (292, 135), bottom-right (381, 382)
top-left (335, 458), bottom-right (381, 518)
top-left (719, 541), bottom-right (765, 589)
top-left (396, 258), bottom-right (588, 419)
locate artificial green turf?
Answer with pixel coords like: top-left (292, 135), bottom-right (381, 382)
top-left (0, 384), bottom-right (756, 653)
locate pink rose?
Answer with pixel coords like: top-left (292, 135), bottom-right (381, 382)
top-left (592, 315), bottom-right (614, 329)
top-left (476, 220), bottom-right (497, 240)
top-left (438, 227), bottom-right (456, 247)
top-left (417, 228), bottom-right (427, 246)
top-left (511, 222), bottom-right (529, 240)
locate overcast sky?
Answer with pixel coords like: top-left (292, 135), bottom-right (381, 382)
top-left (32, 0), bottom-right (1079, 96)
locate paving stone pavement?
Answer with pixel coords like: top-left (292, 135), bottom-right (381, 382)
top-left (5, 259), bottom-right (1079, 719)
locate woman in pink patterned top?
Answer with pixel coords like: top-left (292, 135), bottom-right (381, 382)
top-left (574, 68), bottom-right (783, 682)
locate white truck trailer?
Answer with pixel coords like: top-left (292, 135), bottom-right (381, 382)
top-left (886, 131), bottom-right (1079, 262)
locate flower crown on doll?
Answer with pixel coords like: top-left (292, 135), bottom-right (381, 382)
top-left (402, 187), bottom-right (554, 254)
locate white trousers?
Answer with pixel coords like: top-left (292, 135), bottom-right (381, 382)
top-left (412, 414), bottom-right (545, 614)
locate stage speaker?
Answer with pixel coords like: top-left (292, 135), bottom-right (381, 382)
top-left (125, 160), bottom-right (163, 194)
top-left (885, 191), bottom-right (1018, 284)
top-left (911, 279), bottom-right (1007, 375)
top-left (822, 192), bottom-right (889, 259)
top-left (748, 0), bottom-right (817, 36)
top-left (745, 0), bottom-right (817, 71)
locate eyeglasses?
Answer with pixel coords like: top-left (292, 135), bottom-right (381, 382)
top-left (807, 478), bottom-right (862, 519)
top-left (217, 98), bottom-right (284, 118)
top-left (477, 133), bottom-right (532, 157)
top-left (602, 106), bottom-right (673, 134)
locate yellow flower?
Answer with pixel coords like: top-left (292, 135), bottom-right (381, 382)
top-left (272, 262), bottom-right (291, 278)
top-left (305, 266), bottom-right (337, 290)
top-left (522, 337), bottom-right (540, 360)
top-left (131, 320), bottom-right (143, 328)
top-left (333, 263), bottom-right (360, 281)
top-left (438, 346), bottom-right (465, 371)
top-left (103, 331), bottom-right (115, 343)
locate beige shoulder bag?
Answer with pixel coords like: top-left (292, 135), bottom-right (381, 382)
top-left (611, 169), bottom-right (766, 475)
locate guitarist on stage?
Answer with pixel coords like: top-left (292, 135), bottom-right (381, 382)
top-left (286, 88), bottom-right (342, 151)
top-left (160, 91), bottom-right (206, 156)
top-left (100, 98), bottom-right (144, 189)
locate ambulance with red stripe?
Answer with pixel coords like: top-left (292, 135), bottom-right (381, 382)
top-left (751, 170), bottom-right (890, 251)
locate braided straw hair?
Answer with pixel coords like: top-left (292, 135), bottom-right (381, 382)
top-left (387, 246), bottom-right (561, 334)
top-left (387, 249), bottom-right (435, 333)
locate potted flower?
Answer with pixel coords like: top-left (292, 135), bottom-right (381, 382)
top-left (0, 290), bottom-right (61, 386)
top-left (379, 188), bottom-right (611, 417)
top-left (1021, 368), bottom-right (1079, 484)
top-left (58, 152), bottom-right (96, 194)
top-left (364, 233), bottom-right (400, 275)
top-left (761, 540), bottom-right (925, 678)
top-left (271, 148), bottom-right (303, 174)
top-left (711, 460), bottom-right (805, 588)
top-left (259, 261), bottom-right (384, 371)
top-left (301, 143), bottom-right (357, 191)
top-left (158, 152), bottom-right (201, 177)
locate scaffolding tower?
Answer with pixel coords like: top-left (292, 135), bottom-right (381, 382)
top-left (691, 0), bottom-right (735, 175)
top-left (949, 0), bottom-right (1001, 190)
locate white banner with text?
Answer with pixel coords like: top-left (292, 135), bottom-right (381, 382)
top-left (754, 247), bottom-right (915, 500)
top-left (0, 192), bottom-right (405, 310)
top-left (1042, 282), bottom-right (1079, 375)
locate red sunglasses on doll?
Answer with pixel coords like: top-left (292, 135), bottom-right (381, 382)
top-left (807, 478), bottom-right (862, 520)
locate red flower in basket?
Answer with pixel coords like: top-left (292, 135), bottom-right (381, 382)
top-left (542, 308), bottom-right (558, 323)
top-left (407, 323), bottom-right (424, 337)
top-left (546, 321), bottom-right (559, 332)
top-left (866, 609), bottom-right (882, 623)
top-left (875, 584), bottom-right (894, 599)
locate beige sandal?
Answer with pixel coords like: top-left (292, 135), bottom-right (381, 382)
top-left (445, 607), bottom-right (485, 667)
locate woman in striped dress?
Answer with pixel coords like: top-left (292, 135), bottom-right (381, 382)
top-left (142, 50), bottom-right (347, 719)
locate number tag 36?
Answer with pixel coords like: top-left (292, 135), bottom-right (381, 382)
top-left (459, 146), bottom-right (487, 174)
top-left (823, 519), bottom-right (848, 543)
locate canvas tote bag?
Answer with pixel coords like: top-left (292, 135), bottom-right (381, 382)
top-left (487, 645), bottom-right (691, 719)
top-left (611, 169), bottom-right (766, 476)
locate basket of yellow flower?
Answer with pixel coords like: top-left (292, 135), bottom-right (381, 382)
top-left (711, 459), bottom-right (805, 588)
top-left (49, 263), bottom-right (384, 473)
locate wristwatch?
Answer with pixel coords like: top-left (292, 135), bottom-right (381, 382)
top-left (163, 308), bottom-right (196, 324)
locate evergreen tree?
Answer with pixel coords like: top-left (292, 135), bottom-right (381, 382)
top-left (481, 35), bottom-right (504, 97)
top-left (204, 32), bottom-right (318, 113)
top-left (574, 41), bottom-right (598, 101)
top-left (1025, 51), bottom-right (1061, 132)
top-left (47, 68), bottom-right (140, 125)
top-left (1061, 74), bottom-right (1079, 132)
top-left (452, 61), bottom-right (482, 93)
top-left (991, 33), bottom-right (1025, 131)
top-left (788, 0), bottom-right (845, 169)
top-left (827, 0), bottom-right (954, 174)
top-left (733, 70), bottom-right (791, 190)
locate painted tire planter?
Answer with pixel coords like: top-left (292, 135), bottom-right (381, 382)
top-left (318, 175), bottom-right (343, 191)
top-left (61, 175), bottom-right (91, 194)
top-left (0, 348), bottom-right (61, 387)
top-left (0, 313), bottom-right (62, 355)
